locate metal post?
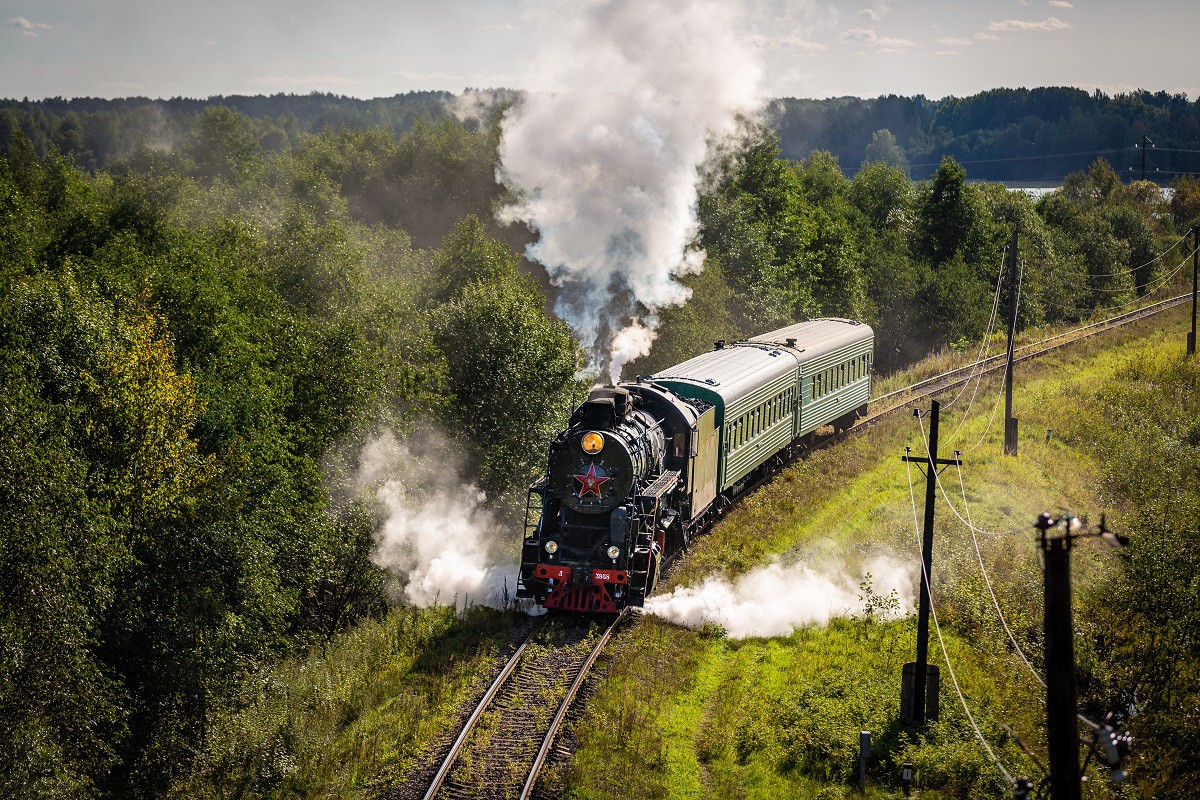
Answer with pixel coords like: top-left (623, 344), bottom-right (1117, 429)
top-left (1037, 514), bottom-right (1082, 800)
top-left (1189, 227), bottom-right (1197, 356)
top-left (900, 401), bottom-right (958, 723)
top-left (858, 731), bottom-right (871, 790)
top-left (1004, 230), bottom-right (1020, 456)
top-left (1141, 134), bottom-right (1148, 181)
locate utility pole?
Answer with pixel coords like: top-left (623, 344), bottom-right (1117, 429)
top-left (900, 400), bottom-right (960, 724)
top-left (1139, 135), bottom-right (1155, 181)
top-left (1036, 512), bottom-right (1081, 800)
top-left (1004, 230), bottom-right (1020, 456)
top-left (1190, 227), bottom-right (1198, 356)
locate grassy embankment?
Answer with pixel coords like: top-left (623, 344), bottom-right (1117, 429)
top-left (171, 605), bottom-right (528, 798)
top-left (174, 303), bottom-right (1190, 799)
top-left (559, 304), bottom-right (1192, 800)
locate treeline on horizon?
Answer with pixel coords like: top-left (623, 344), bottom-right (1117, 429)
top-left (2, 104), bottom-right (1200, 799)
top-left (2, 85), bottom-right (1199, 181)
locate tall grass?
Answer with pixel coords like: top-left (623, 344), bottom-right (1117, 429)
top-left (172, 605), bottom-right (523, 799)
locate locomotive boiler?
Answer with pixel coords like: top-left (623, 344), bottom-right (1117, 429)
top-left (517, 318), bottom-right (874, 613)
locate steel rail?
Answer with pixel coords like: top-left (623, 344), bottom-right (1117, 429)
top-left (871, 292), bottom-right (1189, 411)
top-left (422, 616), bottom-right (547, 800)
top-left (518, 610), bottom-right (627, 800)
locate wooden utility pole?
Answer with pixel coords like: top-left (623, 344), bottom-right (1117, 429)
top-left (1035, 513), bottom-right (1082, 800)
top-left (1004, 230), bottom-right (1020, 456)
top-left (900, 400), bottom-right (960, 723)
top-left (1190, 227), bottom-right (1198, 356)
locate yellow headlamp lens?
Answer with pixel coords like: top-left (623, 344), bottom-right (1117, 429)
top-left (581, 432), bottom-right (605, 455)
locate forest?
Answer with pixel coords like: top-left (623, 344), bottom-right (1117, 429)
top-left (2, 86), bottom-right (1198, 182)
top-left (2, 101), bottom-right (1199, 799)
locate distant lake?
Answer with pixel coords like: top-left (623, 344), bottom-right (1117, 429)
top-left (980, 182), bottom-right (1175, 199)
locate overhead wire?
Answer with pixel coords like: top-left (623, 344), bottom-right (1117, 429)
top-left (942, 250), bottom-right (1007, 413)
top-left (1055, 231), bottom-right (1191, 279)
top-left (957, 256), bottom-right (1024, 455)
top-left (1056, 251), bottom-right (1192, 293)
top-left (1036, 247), bottom-right (1194, 313)
top-left (944, 252), bottom-right (1017, 442)
top-left (906, 147), bottom-right (1129, 169)
top-left (905, 453), bottom-right (1016, 786)
top-left (954, 461), bottom-right (1046, 688)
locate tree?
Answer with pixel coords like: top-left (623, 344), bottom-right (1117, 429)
top-left (185, 106), bottom-right (257, 183)
top-left (863, 128), bottom-right (907, 170)
top-left (432, 270), bottom-right (582, 508)
top-left (916, 156), bottom-right (974, 265)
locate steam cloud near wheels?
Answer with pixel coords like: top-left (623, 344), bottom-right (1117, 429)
top-left (496, 0), bottom-right (764, 382)
top-left (354, 431), bottom-right (516, 609)
top-left (644, 554), bottom-right (915, 638)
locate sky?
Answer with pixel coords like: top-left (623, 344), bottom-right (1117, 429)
top-left (2, 0), bottom-right (1196, 101)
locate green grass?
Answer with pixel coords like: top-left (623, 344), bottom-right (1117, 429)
top-left (563, 304), bottom-right (1192, 799)
top-left (171, 604), bottom-right (525, 799)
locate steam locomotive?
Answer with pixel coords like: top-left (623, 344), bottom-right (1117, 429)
top-left (516, 318), bottom-right (874, 613)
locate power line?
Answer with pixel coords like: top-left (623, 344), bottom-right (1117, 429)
top-left (907, 147), bottom-right (1128, 169)
top-left (945, 252), bottom-right (1012, 442)
top-left (1055, 231), bottom-right (1191, 280)
top-left (905, 454), bottom-right (1016, 786)
top-left (954, 461), bottom-right (1046, 689)
top-left (943, 251), bottom-right (1007, 414)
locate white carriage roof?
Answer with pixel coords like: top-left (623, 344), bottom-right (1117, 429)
top-left (647, 343), bottom-right (798, 407)
top-left (747, 318), bottom-right (873, 361)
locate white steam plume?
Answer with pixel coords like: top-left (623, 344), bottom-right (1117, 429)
top-left (644, 554), bottom-right (914, 639)
top-left (355, 430), bottom-right (516, 609)
top-left (497, 0), bottom-right (764, 379)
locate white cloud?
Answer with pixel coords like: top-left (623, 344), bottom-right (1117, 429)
top-left (488, 23), bottom-right (516, 30)
top-left (975, 32), bottom-right (1002, 41)
top-left (838, 27), bottom-right (917, 50)
top-left (99, 82), bottom-right (145, 91)
top-left (205, 39), bottom-right (219, 46)
top-left (937, 37), bottom-right (973, 46)
top-left (5, 16), bottom-right (51, 37)
top-left (857, 8), bottom-right (880, 20)
top-left (751, 33), bottom-right (827, 51)
top-left (989, 16), bottom-right (1070, 32)
top-left (1049, 0), bottom-right (1073, 6)
top-left (934, 49), bottom-right (962, 56)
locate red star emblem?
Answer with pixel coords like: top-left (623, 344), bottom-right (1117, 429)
top-left (573, 464), bottom-right (611, 498)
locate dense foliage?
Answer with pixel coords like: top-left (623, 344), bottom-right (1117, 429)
top-left (4, 87), bottom-right (1198, 183)
top-left (0, 112), bottom-right (579, 799)
top-left (0, 99), bottom-right (1193, 799)
top-left (773, 86), bottom-right (1200, 181)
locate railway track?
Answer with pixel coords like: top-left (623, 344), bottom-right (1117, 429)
top-left (406, 611), bottom-right (627, 800)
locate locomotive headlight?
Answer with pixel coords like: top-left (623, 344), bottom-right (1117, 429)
top-left (544, 540), bottom-right (559, 555)
top-left (607, 545), bottom-right (621, 560)
top-left (581, 431), bottom-right (605, 455)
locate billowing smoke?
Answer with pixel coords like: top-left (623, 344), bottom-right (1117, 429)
top-left (497, 0), bottom-right (764, 380)
top-left (644, 554), bottom-right (914, 639)
top-left (354, 430), bottom-right (516, 609)
top-left (445, 88), bottom-right (524, 128)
